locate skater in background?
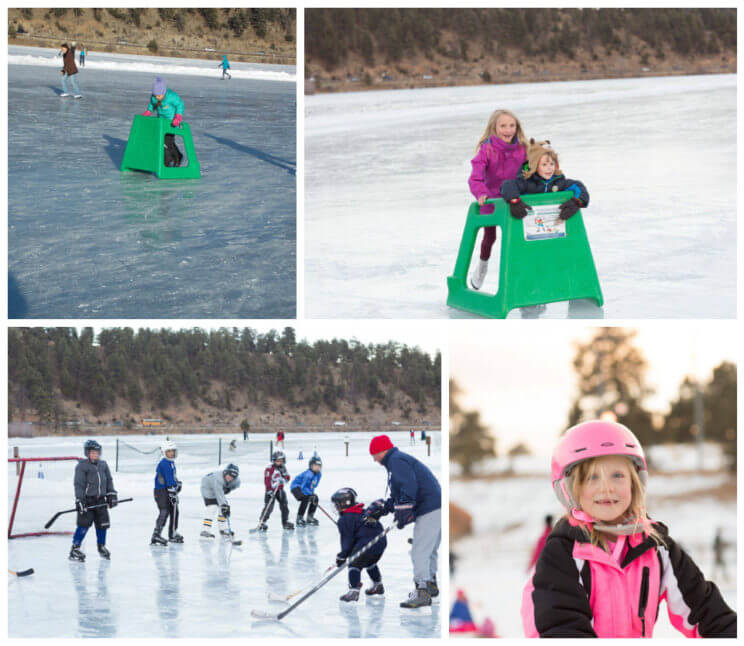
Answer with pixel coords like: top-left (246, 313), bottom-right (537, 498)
top-left (79, 45), bottom-right (86, 67)
top-left (259, 451), bottom-right (293, 531)
top-left (290, 455), bottom-right (322, 527)
top-left (712, 527), bottom-right (731, 582)
top-left (218, 54), bottom-right (231, 80)
top-left (449, 589), bottom-right (477, 633)
top-left (420, 429), bottom-right (427, 442)
top-left (523, 420), bottom-right (737, 637)
top-left (58, 42), bottom-right (82, 98)
top-left (332, 487), bottom-right (387, 602)
top-left (527, 514), bottom-right (553, 571)
top-left (409, 428), bottom-right (415, 445)
top-left (276, 430), bottom-right (285, 449)
top-left (368, 434), bottom-right (442, 608)
top-left (229, 439), bottom-right (237, 452)
top-left (501, 140), bottom-right (589, 221)
top-left (142, 76), bottom-right (185, 167)
top-left (151, 440), bottom-right (183, 546)
top-left (200, 463), bottom-right (240, 539)
top-left (69, 440), bottom-right (118, 562)
top-left (467, 109), bottom-right (528, 289)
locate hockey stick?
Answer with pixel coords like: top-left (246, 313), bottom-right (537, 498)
top-left (251, 525), bottom-right (393, 620)
top-left (267, 565), bottom-right (335, 602)
top-left (44, 497), bottom-right (133, 529)
top-left (226, 517), bottom-right (242, 546)
top-left (8, 567), bottom-right (34, 577)
top-left (250, 486), bottom-right (279, 534)
top-left (316, 503), bottom-right (337, 525)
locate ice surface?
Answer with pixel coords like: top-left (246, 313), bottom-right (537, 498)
top-left (305, 75), bottom-right (736, 318)
top-left (9, 46), bottom-right (296, 318)
top-left (450, 444), bottom-right (736, 637)
top-left (8, 431), bottom-right (442, 637)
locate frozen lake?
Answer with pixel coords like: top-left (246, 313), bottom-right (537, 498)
top-left (8, 431), bottom-right (441, 638)
top-left (8, 46), bottom-right (296, 318)
top-left (305, 74), bottom-right (736, 318)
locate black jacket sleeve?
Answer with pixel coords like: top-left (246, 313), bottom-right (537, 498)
top-left (661, 533), bottom-right (737, 637)
top-left (532, 537), bottom-right (597, 637)
top-left (560, 177), bottom-right (590, 207)
top-left (500, 174), bottom-right (529, 202)
top-left (337, 516), bottom-right (355, 559)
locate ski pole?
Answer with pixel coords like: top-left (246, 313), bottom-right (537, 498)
top-left (45, 497), bottom-right (133, 529)
top-left (251, 525), bottom-right (393, 620)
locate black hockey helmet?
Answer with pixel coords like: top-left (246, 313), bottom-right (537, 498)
top-left (84, 439), bottom-right (102, 459)
top-left (331, 487), bottom-right (358, 513)
top-left (223, 463), bottom-right (239, 480)
top-left (309, 455), bottom-right (322, 469)
top-left (272, 450), bottom-right (286, 463)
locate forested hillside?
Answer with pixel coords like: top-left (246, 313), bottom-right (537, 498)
top-left (305, 8), bottom-right (736, 92)
top-left (8, 8), bottom-right (295, 64)
top-left (8, 328), bottom-right (441, 430)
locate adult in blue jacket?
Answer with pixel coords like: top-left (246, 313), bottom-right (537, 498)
top-left (368, 434), bottom-right (441, 609)
top-left (218, 55), bottom-right (232, 80)
top-left (290, 456), bottom-right (322, 526)
top-left (142, 76), bottom-right (185, 167)
top-left (151, 440), bottom-right (183, 546)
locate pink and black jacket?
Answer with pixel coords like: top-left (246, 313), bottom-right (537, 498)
top-left (522, 518), bottom-right (736, 637)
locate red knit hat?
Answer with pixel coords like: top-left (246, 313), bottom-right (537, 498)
top-left (369, 435), bottom-right (394, 455)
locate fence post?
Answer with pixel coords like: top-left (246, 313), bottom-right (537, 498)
top-left (269, 440), bottom-right (273, 461)
top-left (115, 438), bottom-right (119, 472)
top-left (14, 446), bottom-right (19, 475)
top-left (426, 436), bottom-right (431, 457)
top-left (218, 438), bottom-right (222, 466)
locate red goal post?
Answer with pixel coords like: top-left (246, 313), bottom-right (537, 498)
top-left (8, 456), bottom-right (80, 538)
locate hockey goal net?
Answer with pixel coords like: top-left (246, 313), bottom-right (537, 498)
top-left (8, 456), bottom-right (80, 538)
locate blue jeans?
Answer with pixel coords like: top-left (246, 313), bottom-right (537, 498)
top-left (62, 73), bottom-right (80, 95)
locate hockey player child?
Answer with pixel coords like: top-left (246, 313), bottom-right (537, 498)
top-left (69, 440), bottom-right (118, 561)
top-left (290, 455), bottom-right (322, 527)
top-left (151, 440), bottom-right (183, 546)
top-left (258, 451), bottom-right (293, 531)
top-left (500, 139), bottom-right (590, 222)
top-left (332, 487), bottom-right (387, 602)
top-left (142, 76), bottom-right (185, 167)
top-left (200, 463), bottom-right (240, 539)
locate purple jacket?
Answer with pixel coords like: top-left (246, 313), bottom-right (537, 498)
top-left (468, 136), bottom-right (526, 213)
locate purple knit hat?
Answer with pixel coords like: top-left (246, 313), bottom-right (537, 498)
top-left (152, 76), bottom-right (166, 95)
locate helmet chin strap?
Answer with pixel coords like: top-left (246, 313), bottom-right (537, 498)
top-left (570, 508), bottom-right (647, 536)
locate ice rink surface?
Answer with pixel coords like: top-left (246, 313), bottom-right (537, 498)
top-left (305, 74), bottom-right (736, 318)
top-left (8, 47), bottom-right (296, 318)
top-left (8, 431), bottom-right (442, 638)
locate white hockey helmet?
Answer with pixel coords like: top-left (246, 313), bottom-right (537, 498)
top-left (161, 440), bottom-right (177, 459)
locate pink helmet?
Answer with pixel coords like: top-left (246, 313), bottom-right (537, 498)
top-left (552, 420), bottom-right (647, 513)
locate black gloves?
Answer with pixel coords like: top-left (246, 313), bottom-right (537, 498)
top-left (559, 197), bottom-right (582, 220)
top-left (220, 504), bottom-right (231, 518)
top-left (393, 504), bottom-right (415, 529)
top-left (76, 499), bottom-right (87, 514)
top-left (364, 500), bottom-right (386, 520)
top-left (106, 492), bottom-right (118, 508)
top-left (509, 199), bottom-right (531, 219)
top-left (176, 480), bottom-right (183, 493)
top-left (336, 553), bottom-right (346, 567)
top-left (167, 488), bottom-right (178, 505)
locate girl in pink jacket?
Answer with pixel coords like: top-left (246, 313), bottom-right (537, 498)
top-left (522, 420), bottom-right (736, 638)
top-left (467, 109), bottom-right (527, 290)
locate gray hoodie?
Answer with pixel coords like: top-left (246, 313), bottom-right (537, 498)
top-left (200, 470), bottom-right (240, 506)
top-left (74, 459), bottom-right (116, 501)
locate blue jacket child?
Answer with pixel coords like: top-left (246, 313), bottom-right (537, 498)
top-left (333, 488), bottom-right (387, 602)
top-left (290, 456), bottom-right (322, 525)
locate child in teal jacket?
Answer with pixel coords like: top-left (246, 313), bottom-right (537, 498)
top-left (142, 76), bottom-right (185, 167)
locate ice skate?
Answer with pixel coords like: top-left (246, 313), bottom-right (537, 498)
top-left (400, 586), bottom-right (432, 608)
top-left (200, 530), bottom-right (215, 539)
top-left (469, 259), bottom-right (489, 290)
top-left (168, 533), bottom-right (184, 544)
top-left (365, 582), bottom-right (385, 596)
top-left (283, 521), bottom-right (295, 531)
top-left (259, 523), bottom-right (268, 532)
top-left (306, 515), bottom-right (319, 526)
top-left (97, 544), bottom-right (111, 559)
top-left (69, 545), bottom-right (85, 561)
top-left (151, 532), bottom-right (168, 546)
top-left (220, 529), bottom-right (235, 537)
top-left (340, 587), bottom-right (360, 602)
top-left (73, 94), bottom-right (82, 99)
top-left (60, 93), bottom-right (71, 97)
top-left (296, 517), bottom-right (307, 527)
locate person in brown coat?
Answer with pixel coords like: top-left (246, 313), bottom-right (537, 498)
top-left (59, 43), bottom-right (82, 98)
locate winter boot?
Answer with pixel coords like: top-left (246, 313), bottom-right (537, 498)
top-left (283, 521), bottom-right (295, 531)
top-left (151, 532), bottom-right (168, 546)
top-left (340, 586), bottom-right (361, 602)
top-left (69, 544), bottom-right (85, 562)
top-left (200, 530), bottom-right (215, 539)
top-left (259, 523), bottom-right (268, 532)
top-left (469, 259), bottom-right (489, 290)
top-left (97, 544), bottom-right (111, 560)
top-left (400, 585), bottom-right (432, 608)
top-left (296, 517), bottom-right (307, 527)
top-left (169, 533), bottom-right (184, 544)
top-left (306, 515), bottom-right (319, 526)
top-left (426, 576), bottom-right (439, 598)
top-left (365, 582), bottom-right (385, 596)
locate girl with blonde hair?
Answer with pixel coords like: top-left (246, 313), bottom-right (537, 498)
top-left (522, 420), bottom-right (736, 637)
top-left (467, 109), bottom-right (528, 290)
